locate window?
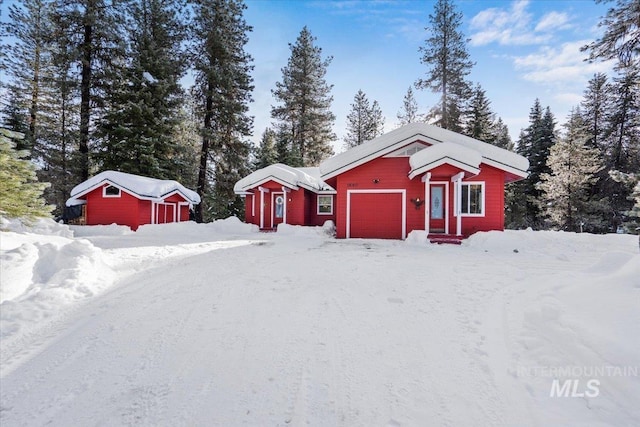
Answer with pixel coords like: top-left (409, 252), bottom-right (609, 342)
top-left (461, 183), bottom-right (484, 215)
top-left (317, 195), bottom-right (333, 215)
top-left (103, 185), bottom-right (121, 197)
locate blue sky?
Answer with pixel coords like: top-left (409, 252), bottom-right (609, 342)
top-left (1, 0), bottom-right (614, 151)
top-left (243, 0), bottom-right (614, 150)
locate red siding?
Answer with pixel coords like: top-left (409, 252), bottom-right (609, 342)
top-left (460, 165), bottom-right (505, 235)
top-left (334, 157), bottom-right (507, 239)
top-left (85, 185), bottom-right (141, 229)
top-left (349, 192), bottom-right (403, 239)
top-left (84, 184), bottom-right (191, 230)
top-left (239, 182), bottom-right (335, 228)
top-left (335, 157), bottom-right (421, 238)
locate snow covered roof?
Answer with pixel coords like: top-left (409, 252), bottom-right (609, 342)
top-left (66, 170), bottom-right (201, 206)
top-left (408, 142), bottom-right (482, 179)
top-left (234, 164), bottom-right (335, 194)
top-left (319, 122), bottom-right (529, 180)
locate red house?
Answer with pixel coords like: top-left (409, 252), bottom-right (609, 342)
top-left (66, 171), bottom-right (200, 230)
top-left (236, 123), bottom-right (529, 240)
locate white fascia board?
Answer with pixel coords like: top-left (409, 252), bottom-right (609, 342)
top-left (158, 189), bottom-right (200, 204)
top-left (68, 179), bottom-right (154, 203)
top-left (482, 158), bottom-right (529, 179)
top-left (320, 134), bottom-right (432, 180)
top-left (408, 158), bottom-right (481, 180)
top-left (297, 181), bottom-right (336, 194)
top-left (237, 175), bottom-right (299, 193)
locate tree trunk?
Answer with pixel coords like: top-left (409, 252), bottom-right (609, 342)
top-left (79, 13), bottom-right (92, 182)
top-left (195, 89), bottom-right (214, 223)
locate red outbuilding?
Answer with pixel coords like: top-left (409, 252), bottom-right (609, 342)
top-left (236, 123), bottom-right (529, 240)
top-left (66, 171), bottom-right (200, 230)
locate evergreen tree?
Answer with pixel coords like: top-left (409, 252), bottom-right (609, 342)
top-left (37, 8), bottom-right (81, 216)
top-left (538, 109), bottom-right (604, 231)
top-left (464, 84), bottom-right (494, 143)
top-left (271, 26), bottom-right (335, 166)
top-left (344, 90), bottom-right (385, 149)
top-left (0, 128), bottom-right (53, 220)
top-left (171, 98), bottom-right (202, 189)
top-left (191, 0), bottom-right (254, 222)
top-left (604, 66), bottom-right (640, 229)
top-left (254, 128), bottom-right (278, 169)
top-left (580, 73), bottom-right (613, 150)
top-left (55, 0), bottom-right (127, 181)
top-left (97, 0), bottom-right (187, 180)
top-left (1, 86), bottom-right (30, 150)
top-left (397, 86), bottom-right (418, 126)
top-left (416, 0), bottom-right (474, 130)
top-left (492, 118), bottom-right (514, 151)
top-left (582, 0), bottom-right (639, 70)
top-left (2, 0), bottom-right (53, 157)
top-left (510, 99), bottom-right (557, 228)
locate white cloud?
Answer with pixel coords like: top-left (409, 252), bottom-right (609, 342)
top-left (513, 40), bottom-right (613, 84)
top-left (470, 0), bottom-right (572, 46)
top-left (535, 11), bottom-right (571, 32)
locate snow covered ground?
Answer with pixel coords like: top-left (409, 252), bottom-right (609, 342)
top-left (1, 218), bottom-right (638, 426)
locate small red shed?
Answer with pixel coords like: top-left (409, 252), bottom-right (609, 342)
top-left (236, 123), bottom-right (529, 239)
top-left (66, 171), bottom-right (200, 230)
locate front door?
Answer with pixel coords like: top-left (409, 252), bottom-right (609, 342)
top-left (429, 184), bottom-right (445, 233)
top-left (272, 193), bottom-right (285, 228)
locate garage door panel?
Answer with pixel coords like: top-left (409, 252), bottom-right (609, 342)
top-left (349, 192), bottom-right (403, 239)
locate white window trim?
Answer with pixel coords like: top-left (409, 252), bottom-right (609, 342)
top-left (317, 195), bottom-right (333, 215)
top-left (103, 184), bottom-right (121, 198)
top-left (460, 182), bottom-right (485, 217)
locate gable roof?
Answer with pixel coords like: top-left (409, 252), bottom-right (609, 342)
top-left (319, 122), bottom-right (529, 180)
top-left (408, 142), bottom-right (482, 179)
top-left (66, 170), bottom-right (201, 206)
top-left (233, 163), bottom-right (336, 195)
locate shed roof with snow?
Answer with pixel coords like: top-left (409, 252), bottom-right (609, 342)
top-left (66, 170), bottom-right (201, 207)
top-left (233, 163), bottom-right (336, 195)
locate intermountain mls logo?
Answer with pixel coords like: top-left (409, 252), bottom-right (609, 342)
top-left (515, 365), bottom-right (639, 398)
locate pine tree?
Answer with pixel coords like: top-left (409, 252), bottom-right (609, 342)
top-left (492, 118), bottom-right (514, 151)
top-left (0, 128), bottom-right (53, 220)
top-left (55, 0), bottom-right (127, 182)
top-left (2, 0), bottom-right (53, 158)
top-left (416, 0), bottom-right (474, 130)
top-left (344, 90), bottom-right (385, 149)
top-left (604, 66), bottom-right (640, 230)
top-left (191, 0), bottom-right (254, 222)
top-left (464, 84), bottom-right (494, 143)
top-left (37, 8), bottom-right (81, 216)
top-left (0, 86), bottom-right (30, 150)
top-left (397, 86), bottom-right (419, 126)
top-left (97, 0), bottom-right (187, 181)
top-left (538, 109), bottom-right (604, 231)
top-left (510, 99), bottom-right (557, 228)
top-left (254, 128), bottom-right (278, 169)
top-left (582, 0), bottom-right (639, 70)
top-left (580, 73), bottom-right (613, 150)
top-left (271, 26), bottom-right (335, 166)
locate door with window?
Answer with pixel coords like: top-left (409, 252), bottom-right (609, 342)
top-left (429, 184), bottom-right (446, 233)
top-left (272, 193), bottom-right (285, 227)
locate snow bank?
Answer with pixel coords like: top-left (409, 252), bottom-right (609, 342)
top-left (465, 229), bottom-right (637, 260)
top-left (1, 236), bottom-right (114, 339)
top-left (405, 229), bottom-right (429, 246)
top-left (70, 223), bottom-right (134, 237)
top-left (276, 221), bottom-right (335, 238)
top-left (1, 216), bottom-right (73, 238)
